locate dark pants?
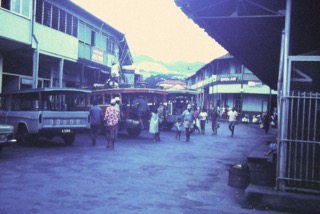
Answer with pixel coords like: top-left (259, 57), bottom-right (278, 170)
top-left (153, 132), bottom-right (160, 141)
top-left (106, 124), bottom-right (117, 149)
top-left (228, 121), bottom-right (237, 136)
top-left (200, 120), bottom-right (206, 133)
top-left (264, 123), bottom-right (270, 134)
top-left (212, 119), bottom-right (218, 132)
top-left (176, 130), bottom-right (181, 139)
top-left (90, 124), bottom-right (100, 145)
top-left (185, 128), bottom-right (191, 141)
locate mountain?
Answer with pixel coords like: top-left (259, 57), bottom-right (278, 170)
top-left (130, 54), bottom-right (205, 79)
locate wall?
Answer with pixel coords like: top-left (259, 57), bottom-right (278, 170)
top-left (0, 9), bottom-right (31, 45)
top-left (34, 23), bottom-right (78, 61)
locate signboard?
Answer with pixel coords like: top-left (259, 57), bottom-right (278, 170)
top-left (220, 76), bottom-right (238, 82)
top-left (248, 81), bottom-right (262, 87)
top-left (21, 78), bottom-right (33, 85)
top-left (91, 47), bottom-right (104, 64)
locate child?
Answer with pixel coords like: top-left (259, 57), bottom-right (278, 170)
top-left (174, 118), bottom-right (183, 140)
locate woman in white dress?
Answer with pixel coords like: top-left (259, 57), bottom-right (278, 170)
top-left (149, 107), bottom-right (159, 142)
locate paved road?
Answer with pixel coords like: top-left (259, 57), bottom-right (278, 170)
top-left (0, 122), bottom-right (285, 214)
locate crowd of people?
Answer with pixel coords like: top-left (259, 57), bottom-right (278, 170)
top-left (89, 97), bottom-right (273, 146)
top-left (174, 104), bottom-right (273, 141)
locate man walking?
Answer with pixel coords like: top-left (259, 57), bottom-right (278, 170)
top-left (89, 100), bottom-right (103, 146)
top-left (181, 104), bottom-right (195, 142)
top-left (228, 107), bottom-right (238, 137)
top-left (211, 107), bottom-right (219, 135)
top-left (104, 99), bottom-right (120, 149)
top-left (262, 111), bottom-right (270, 134)
top-left (132, 95), bottom-right (149, 129)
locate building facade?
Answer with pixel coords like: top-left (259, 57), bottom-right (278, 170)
top-left (187, 54), bottom-right (277, 118)
top-left (0, 0), bottom-right (133, 92)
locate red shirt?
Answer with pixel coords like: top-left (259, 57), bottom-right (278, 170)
top-left (104, 106), bottom-right (120, 127)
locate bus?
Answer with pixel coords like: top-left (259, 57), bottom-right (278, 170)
top-left (91, 88), bottom-right (168, 136)
top-left (163, 89), bottom-right (198, 130)
top-left (0, 88), bottom-right (91, 145)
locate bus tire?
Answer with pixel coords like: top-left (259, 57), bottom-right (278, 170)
top-left (17, 125), bottom-right (33, 145)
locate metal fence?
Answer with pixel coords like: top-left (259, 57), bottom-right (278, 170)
top-left (277, 56), bottom-right (320, 193)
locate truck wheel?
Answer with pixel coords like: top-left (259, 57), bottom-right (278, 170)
top-left (127, 128), bottom-right (141, 136)
top-left (17, 126), bottom-right (33, 145)
top-left (63, 133), bottom-right (76, 145)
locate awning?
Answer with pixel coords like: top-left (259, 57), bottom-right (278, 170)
top-left (175, 0), bottom-right (286, 90)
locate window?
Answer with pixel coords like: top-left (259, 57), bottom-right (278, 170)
top-left (11, 0), bottom-right (21, 14)
top-left (107, 37), bottom-right (115, 54)
top-left (59, 10), bottom-right (66, 32)
top-left (35, 0), bottom-right (43, 23)
top-left (91, 31), bottom-right (96, 46)
top-left (21, 0), bottom-right (29, 17)
top-left (0, 0), bottom-right (30, 17)
top-left (78, 22), bottom-right (86, 42)
top-left (52, 6), bottom-right (59, 30)
top-left (43, 1), bottom-right (52, 27)
top-left (66, 13), bottom-right (73, 35)
top-left (101, 34), bottom-right (107, 51)
top-left (35, 1), bottom-right (78, 37)
top-left (72, 17), bottom-right (78, 37)
top-left (79, 22), bottom-right (98, 46)
top-left (1, 0), bottom-right (10, 10)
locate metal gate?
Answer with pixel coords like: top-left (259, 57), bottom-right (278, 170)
top-left (277, 56), bottom-right (320, 193)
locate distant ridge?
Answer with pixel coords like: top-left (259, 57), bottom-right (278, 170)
top-left (131, 54), bottom-right (205, 77)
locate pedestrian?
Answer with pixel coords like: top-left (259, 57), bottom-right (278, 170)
top-left (149, 107), bottom-right (159, 142)
top-left (110, 62), bottom-right (120, 87)
top-left (193, 106), bottom-right (201, 134)
top-left (157, 103), bottom-right (165, 140)
top-left (89, 99), bottom-right (103, 146)
top-left (174, 118), bottom-right (183, 140)
top-left (133, 95), bottom-right (149, 129)
top-left (114, 96), bottom-right (121, 111)
top-left (181, 104), bottom-right (195, 142)
top-left (211, 107), bottom-right (220, 135)
top-left (104, 99), bottom-right (120, 149)
top-left (262, 111), bottom-right (270, 134)
top-left (114, 96), bottom-right (122, 140)
top-left (228, 107), bottom-right (238, 137)
top-left (199, 108), bottom-right (208, 134)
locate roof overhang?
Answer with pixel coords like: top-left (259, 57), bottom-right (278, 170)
top-left (175, 0), bottom-right (286, 90)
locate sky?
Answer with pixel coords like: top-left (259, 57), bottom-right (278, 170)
top-left (72, 0), bottom-right (227, 63)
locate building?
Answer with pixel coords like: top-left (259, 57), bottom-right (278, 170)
top-left (156, 79), bottom-right (186, 90)
top-left (0, 0), bottom-right (133, 92)
top-left (186, 54), bottom-right (277, 118)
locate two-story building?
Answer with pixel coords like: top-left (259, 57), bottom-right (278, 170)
top-left (187, 54), bottom-right (277, 118)
top-left (0, 0), bottom-right (133, 92)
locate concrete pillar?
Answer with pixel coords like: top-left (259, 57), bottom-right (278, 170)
top-left (59, 59), bottom-right (64, 88)
top-left (32, 49), bottom-right (39, 88)
top-left (0, 53), bottom-right (3, 93)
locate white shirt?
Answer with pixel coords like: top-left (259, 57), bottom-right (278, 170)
top-left (199, 112), bottom-right (208, 121)
top-left (228, 110), bottom-right (238, 122)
